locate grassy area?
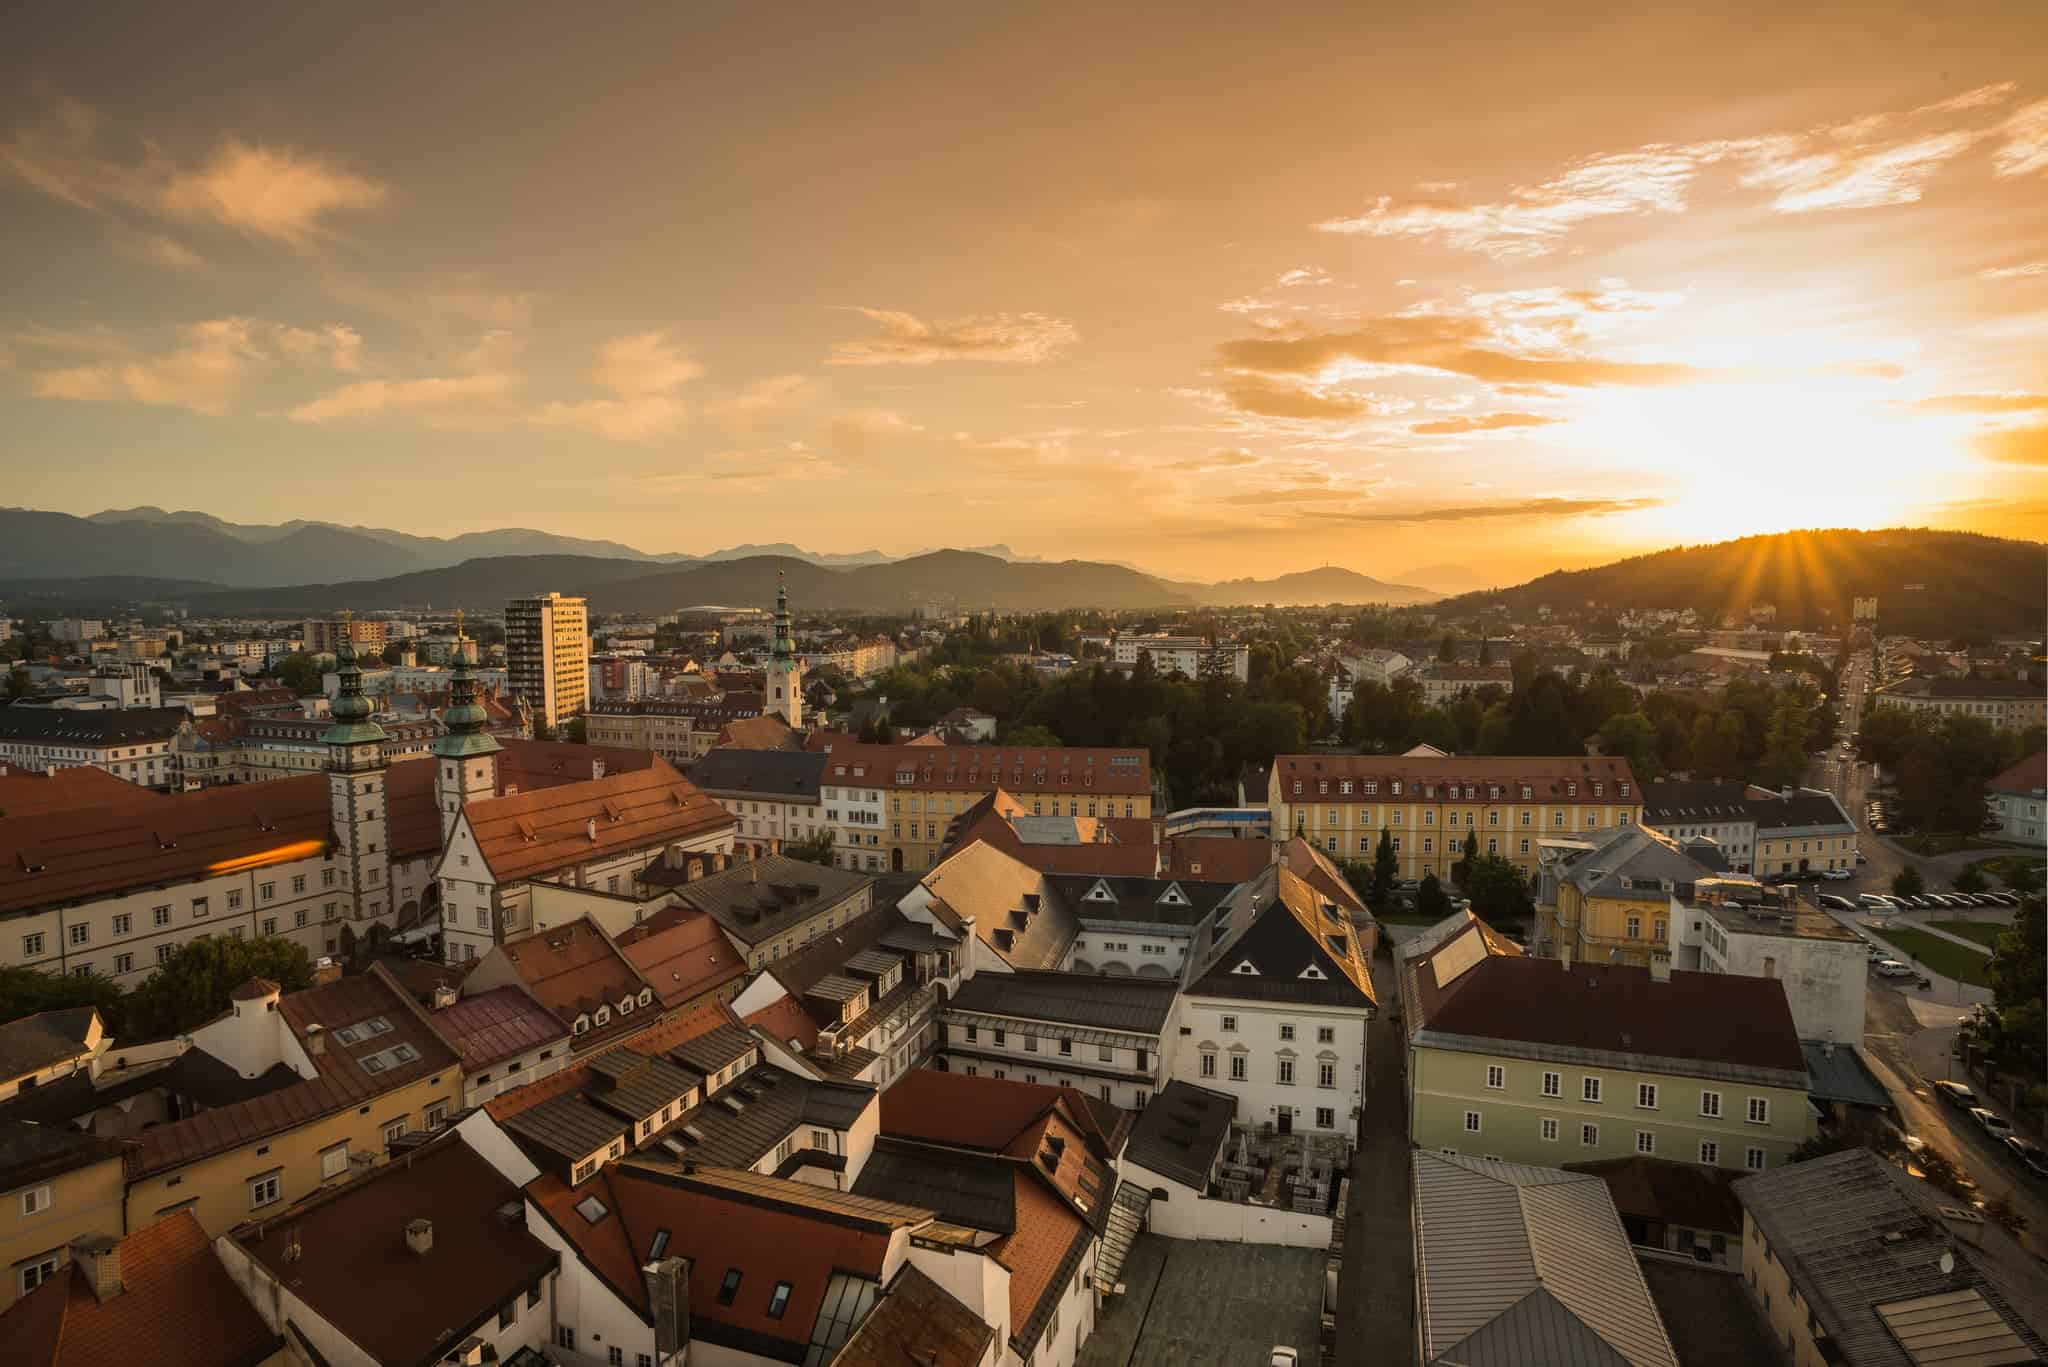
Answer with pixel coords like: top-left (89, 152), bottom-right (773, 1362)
top-left (1896, 833), bottom-right (2013, 856)
top-left (1971, 854), bottom-right (2046, 891)
top-left (1867, 925), bottom-right (1993, 986)
top-left (1928, 919), bottom-right (2009, 950)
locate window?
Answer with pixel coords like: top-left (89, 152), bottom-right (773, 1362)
top-left (1229, 1055), bottom-right (1247, 1081)
top-left (610, 1349), bottom-right (625, 1366)
top-left (382, 1118), bottom-right (407, 1148)
top-left (425, 1100), bottom-right (450, 1130)
top-left (1024, 1034), bottom-right (1038, 1053)
top-left (1486, 1065), bottom-right (1505, 1090)
top-left (1464, 1110), bottom-right (1481, 1133)
top-left (19, 1184), bottom-right (52, 1216)
top-left (1625, 916), bottom-right (1640, 939)
top-left (993, 1029), bottom-right (1006, 1046)
top-left (1636, 1131), bottom-right (1656, 1154)
top-left (964, 1025), bottom-right (977, 1043)
top-left (292, 874), bottom-right (307, 894)
top-left (718, 1269), bottom-right (743, 1305)
top-left (69, 923), bottom-right (90, 946)
top-left (1581, 1123), bottom-right (1600, 1146)
top-left (1541, 1118), bottom-right (1559, 1142)
top-left (261, 917), bottom-right (277, 936)
top-left (1316, 1107), bottom-right (1335, 1129)
top-left (1746, 1147), bottom-right (1767, 1171)
top-left (1700, 1090), bottom-right (1722, 1118)
top-left (1318, 1062), bottom-right (1335, 1088)
top-left (1700, 1141), bottom-right (1720, 1165)
top-left (227, 890), bottom-right (243, 909)
top-left (1221, 1015), bottom-right (1237, 1032)
top-left (1099, 1044), bottom-right (1113, 1062)
top-left (500, 1302), bottom-right (518, 1332)
top-left (1279, 1024), bottom-right (1295, 1041)
top-left (320, 1142), bottom-right (349, 1179)
top-left (767, 1281), bottom-right (793, 1319)
top-left (19, 1254), bottom-right (60, 1295)
top-left (20, 932), bottom-right (43, 958)
top-left (557, 1328), bottom-right (577, 1351)
top-left (156, 944), bottom-right (175, 965)
top-left (249, 1172), bottom-right (281, 1209)
top-left (1317, 1026), bottom-right (1335, 1044)
top-left (1278, 1059), bottom-right (1295, 1085)
top-left (112, 913), bottom-right (133, 936)
top-left (260, 882), bottom-right (275, 902)
top-left (1747, 1097), bottom-right (1770, 1125)
top-left (1542, 1070), bottom-right (1561, 1098)
top-left (1200, 1052), bottom-right (1216, 1078)
top-left (1637, 1083), bottom-right (1658, 1110)
top-left (113, 953), bottom-right (133, 975)
top-left (1582, 1077), bottom-right (1602, 1103)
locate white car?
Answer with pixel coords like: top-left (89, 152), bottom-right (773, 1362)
top-left (1821, 868), bottom-right (1852, 880)
top-left (1271, 1349), bottom-right (1300, 1367)
top-left (1970, 1108), bottom-right (2016, 1141)
top-left (1875, 960), bottom-right (1915, 978)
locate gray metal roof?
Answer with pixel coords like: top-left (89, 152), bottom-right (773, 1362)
top-left (1800, 1041), bottom-right (1894, 1110)
top-left (677, 855), bottom-right (873, 946)
top-left (1558, 825), bottom-right (1710, 902)
top-left (502, 1089), bottom-right (630, 1161)
top-left (1125, 1080), bottom-right (1235, 1191)
top-left (949, 970), bottom-right (1178, 1035)
top-left (685, 748), bottom-right (828, 800)
top-left (666, 1022), bottom-right (759, 1076)
top-left (1732, 1148), bottom-right (2048, 1367)
top-left (852, 1138), bottom-right (1017, 1233)
top-left (1413, 1151), bottom-right (1680, 1367)
top-left (0, 1006), bottom-right (97, 1082)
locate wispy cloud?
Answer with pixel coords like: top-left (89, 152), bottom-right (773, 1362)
top-left (1218, 313), bottom-right (1715, 389)
top-left (592, 330), bottom-right (701, 397)
top-left (1980, 262), bottom-right (2047, 279)
top-left (1162, 447), bottom-right (1262, 471)
top-left (1908, 392), bottom-right (2048, 415)
top-left (708, 373), bottom-right (812, 423)
top-left (1317, 84), bottom-right (2020, 257)
top-left (1, 99), bottom-right (389, 248)
top-left (829, 308), bottom-right (1076, 365)
top-left (289, 372), bottom-right (514, 425)
top-left (1305, 496), bottom-right (1664, 524)
top-left (1974, 422), bottom-right (2048, 466)
top-left (520, 331), bottom-right (701, 440)
top-left (27, 318), bottom-right (355, 416)
top-left (1410, 411), bottom-right (1561, 435)
top-left (1221, 374), bottom-right (1385, 419)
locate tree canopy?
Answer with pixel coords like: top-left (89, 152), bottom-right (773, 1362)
top-left (122, 935), bottom-right (316, 1040)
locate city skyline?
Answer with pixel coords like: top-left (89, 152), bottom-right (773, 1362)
top-left (5, 3), bottom-right (2047, 585)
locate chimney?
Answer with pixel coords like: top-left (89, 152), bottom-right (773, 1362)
top-left (1649, 952), bottom-right (1671, 983)
top-left (304, 1023), bottom-right (326, 1057)
top-left (587, 817), bottom-right (598, 843)
top-left (404, 1218), bottom-right (433, 1256)
top-left (1558, 941), bottom-right (1572, 970)
top-left (311, 956), bottom-right (342, 987)
top-left (68, 1234), bottom-right (121, 1303)
top-left (1779, 785), bottom-right (1794, 801)
top-left (431, 983), bottom-right (458, 1011)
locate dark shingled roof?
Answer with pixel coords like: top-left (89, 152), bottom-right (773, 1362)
top-left (853, 1136), bottom-right (1018, 1233)
top-left (0, 1118), bottom-right (129, 1190)
top-left (1125, 1080), bottom-right (1235, 1191)
top-left (686, 747), bottom-right (828, 799)
top-left (0, 1006), bottom-right (98, 1081)
top-left (831, 1264), bottom-right (995, 1367)
top-left (1184, 866), bottom-right (1376, 1009)
top-left (950, 969), bottom-right (1178, 1034)
top-left (0, 704), bottom-right (187, 744)
top-left (1565, 1156), bottom-right (1744, 1238)
top-left (1045, 873), bottom-right (1235, 927)
top-left (673, 854), bottom-right (873, 948)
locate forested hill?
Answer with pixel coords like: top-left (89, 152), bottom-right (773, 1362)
top-left (1434, 529), bottom-right (2045, 638)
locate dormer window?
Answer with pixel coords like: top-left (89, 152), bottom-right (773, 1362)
top-left (1620, 782), bottom-right (1631, 797)
top-left (1231, 960), bottom-right (1260, 975)
top-left (594, 1007), bottom-right (611, 1027)
top-left (1391, 781), bottom-right (1403, 796)
top-left (1299, 963), bottom-right (1328, 980)
top-left (638, 988), bottom-right (654, 1007)
top-left (1363, 781), bottom-right (1377, 795)
top-left (574, 1014), bottom-right (591, 1034)
top-left (1520, 784), bottom-right (1533, 799)
top-left (1568, 782), bottom-right (1579, 797)
top-left (1339, 780), bottom-right (1353, 794)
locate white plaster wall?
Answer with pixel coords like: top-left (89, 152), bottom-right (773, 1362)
top-left (1170, 998), bottom-right (1366, 1136)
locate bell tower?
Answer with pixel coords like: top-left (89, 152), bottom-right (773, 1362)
top-left (434, 610), bottom-right (503, 843)
top-left (322, 613), bottom-right (391, 930)
top-left (765, 569), bottom-right (804, 728)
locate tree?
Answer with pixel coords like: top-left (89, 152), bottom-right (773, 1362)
top-left (380, 642), bottom-right (409, 666)
top-left (0, 965), bottom-right (126, 1031)
top-left (1437, 633), bottom-right (1458, 664)
top-left (269, 652), bottom-right (324, 696)
top-left (1003, 724), bottom-right (1064, 747)
top-left (1952, 863), bottom-right (1988, 894)
top-left (4, 667), bottom-right (29, 700)
top-left (1477, 638), bottom-right (1493, 666)
top-left (1985, 1194), bottom-right (2030, 1237)
top-left (1369, 828), bottom-right (1398, 909)
top-left (1452, 830), bottom-right (1478, 884)
top-left (1891, 866), bottom-right (1924, 898)
top-left (1464, 854), bottom-right (1533, 928)
top-left (1985, 896), bottom-right (2045, 1080)
top-left (123, 935), bottom-right (316, 1039)
top-left (784, 830), bottom-right (838, 866)
top-left (1417, 871), bottom-right (1451, 919)
top-left (1596, 711), bottom-right (1661, 781)
top-left (565, 718), bottom-right (589, 745)
top-left (1759, 693), bottom-right (1812, 791)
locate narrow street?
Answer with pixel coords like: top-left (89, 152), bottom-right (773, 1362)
top-left (1336, 952), bottom-right (1413, 1367)
top-left (1860, 981), bottom-right (2048, 1257)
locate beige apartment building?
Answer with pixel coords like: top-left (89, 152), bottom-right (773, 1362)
top-left (1270, 754), bottom-right (1643, 884)
top-left (303, 617), bottom-right (387, 658)
top-left (505, 592), bottom-right (589, 731)
top-left (0, 1114), bottom-right (130, 1309)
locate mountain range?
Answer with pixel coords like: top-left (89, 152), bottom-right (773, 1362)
top-left (0, 507), bottom-right (1440, 614)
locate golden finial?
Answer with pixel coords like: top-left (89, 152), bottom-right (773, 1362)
top-left (342, 608), bottom-right (353, 624)
top-left (455, 607), bottom-right (466, 638)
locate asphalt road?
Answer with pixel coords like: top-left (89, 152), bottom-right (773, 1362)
top-left (1860, 980), bottom-right (2048, 1256)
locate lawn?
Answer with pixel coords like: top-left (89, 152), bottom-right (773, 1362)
top-left (1971, 855), bottom-right (2046, 892)
top-left (1928, 919), bottom-right (2009, 950)
top-left (1867, 925), bottom-right (1993, 987)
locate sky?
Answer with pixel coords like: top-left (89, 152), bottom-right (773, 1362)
top-left (3, 2), bottom-right (2046, 594)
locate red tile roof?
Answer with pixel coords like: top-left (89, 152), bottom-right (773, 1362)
top-left (494, 736), bottom-right (658, 793)
top-left (1167, 835), bottom-right (1274, 885)
top-left (879, 1068), bottom-right (1128, 1159)
top-left (618, 909), bottom-right (746, 1009)
top-left (745, 995), bottom-right (822, 1053)
top-left (466, 758), bottom-right (734, 883)
top-left (0, 764), bottom-right (157, 818)
top-left (0, 1210), bottom-right (283, 1367)
top-left (233, 1134), bottom-right (557, 1367)
top-left (1989, 750), bottom-right (2046, 797)
top-left (488, 917), bottom-right (654, 1043)
top-left (1273, 753), bottom-right (1639, 803)
top-left (423, 985), bottom-right (567, 1071)
top-left (133, 963), bottom-right (460, 1177)
top-left (821, 742), bottom-right (1152, 796)
top-left (993, 1170), bottom-right (1090, 1357)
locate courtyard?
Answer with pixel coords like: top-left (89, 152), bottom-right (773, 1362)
top-left (1077, 1235), bottom-right (1328, 1367)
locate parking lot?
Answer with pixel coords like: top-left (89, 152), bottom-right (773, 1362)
top-left (1077, 1235), bottom-right (1327, 1367)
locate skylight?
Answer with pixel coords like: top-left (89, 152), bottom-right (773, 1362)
top-left (575, 1195), bottom-right (609, 1224)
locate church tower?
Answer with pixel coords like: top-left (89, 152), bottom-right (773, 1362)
top-left (433, 612), bottom-right (502, 843)
top-left (765, 569), bottom-right (804, 727)
top-left (322, 615), bottom-right (391, 930)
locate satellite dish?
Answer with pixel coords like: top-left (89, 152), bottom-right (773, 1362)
top-left (1939, 1251), bottom-right (1956, 1275)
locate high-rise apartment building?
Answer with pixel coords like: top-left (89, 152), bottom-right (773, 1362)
top-left (505, 592), bottom-right (589, 731)
top-left (303, 617), bottom-right (387, 657)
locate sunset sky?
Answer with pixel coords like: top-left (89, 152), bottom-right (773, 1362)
top-left (4, 3), bottom-right (2046, 592)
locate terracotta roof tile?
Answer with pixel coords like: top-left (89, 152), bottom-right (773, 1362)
top-left (821, 742), bottom-right (1152, 796)
top-left (423, 986), bottom-right (567, 1070)
top-left (487, 916), bottom-right (655, 1044)
top-left (1273, 753), bottom-right (1639, 803)
top-left (831, 1264), bottom-right (994, 1367)
top-left (466, 758), bottom-right (734, 883)
top-left (880, 1069), bottom-right (1128, 1160)
top-left (0, 764), bottom-right (156, 818)
top-left (0, 1210), bottom-right (283, 1367)
top-left (617, 911), bottom-right (746, 1010)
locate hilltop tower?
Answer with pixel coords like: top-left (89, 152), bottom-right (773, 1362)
top-left (433, 610), bottom-right (502, 843)
top-left (322, 614), bottom-right (391, 930)
top-left (765, 569), bottom-right (804, 727)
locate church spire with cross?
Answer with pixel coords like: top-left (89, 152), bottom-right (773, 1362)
top-left (765, 566), bottom-right (803, 727)
top-left (433, 608), bottom-right (502, 842)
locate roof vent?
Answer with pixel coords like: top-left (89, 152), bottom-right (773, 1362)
top-left (404, 1218), bottom-right (433, 1256)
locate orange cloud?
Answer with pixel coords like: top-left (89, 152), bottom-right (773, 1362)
top-left (1222, 374), bottom-right (1381, 419)
top-left (1975, 422), bottom-right (2048, 466)
top-left (829, 308), bottom-right (1075, 365)
top-left (1410, 412), bottom-right (1561, 435)
top-left (1305, 496), bottom-right (1665, 524)
top-left (1218, 314), bottom-right (1714, 388)
top-left (1910, 393), bottom-right (2048, 415)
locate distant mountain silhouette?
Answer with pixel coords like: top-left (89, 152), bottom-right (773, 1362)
top-left (1431, 528), bottom-right (2046, 637)
top-left (1183, 566), bottom-right (1439, 607)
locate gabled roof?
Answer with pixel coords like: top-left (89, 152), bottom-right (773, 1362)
top-left (494, 736), bottom-right (658, 792)
top-left (1413, 1151), bottom-right (1680, 1367)
top-left (1278, 835), bottom-right (1370, 917)
top-left (1403, 917), bottom-right (1806, 1081)
top-left (0, 764), bottom-right (156, 818)
top-left (713, 715), bottom-right (806, 752)
top-left (1274, 753), bottom-right (1637, 803)
top-left (1556, 824), bottom-right (1712, 902)
top-left (423, 985), bottom-right (567, 1072)
top-left (465, 757), bottom-right (733, 884)
top-left (487, 916), bottom-right (655, 1042)
top-left (0, 1005), bottom-right (98, 1081)
top-left (232, 1134), bottom-right (557, 1367)
top-left (0, 1118), bottom-right (129, 1190)
top-left (944, 792), bottom-right (1160, 878)
top-left (831, 1264), bottom-right (995, 1367)
top-left (878, 1068), bottom-right (1130, 1162)
top-left (1564, 1156), bottom-right (1743, 1239)
top-left (919, 841), bottom-right (1078, 970)
top-left (950, 969), bottom-right (1178, 1035)
top-left (854, 1137), bottom-right (1018, 1232)
top-left (1988, 750), bottom-right (2047, 798)
top-left (1045, 873), bottom-right (1235, 927)
top-left (687, 746), bottom-right (826, 798)
top-left (1124, 1079), bottom-right (1235, 1191)
top-left (617, 908), bottom-right (748, 1009)
top-left (1165, 834), bottom-right (1275, 885)
top-left (0, 1210), bottom-right (283, 1367)
top-left (673, 855), bottom-right (873, 948)
top-left (1185, 866), bottom-right (1376, 1009)
top-left (817, 742), bottom-right (1152, 796)
top-left (0, 704), bottom-right (187, 745)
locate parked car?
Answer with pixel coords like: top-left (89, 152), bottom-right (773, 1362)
top-left (1858, 893), bottom-right (1894, 908)
top-left (1271, 1348), bottom-right (1300, 1367)
top-left (1875, 959), bottom-right (1916, 978)
top-left (1970, 1108), bottom-right (2016, 1141)
top-left (2004, 1136), bottom-right (2048, 1181)
top-left (1932, 1080), bottom-right (1979, 1108)
top-left (1822, 868), bottom-right (1853, 880)
top-left (1818, 894), bottom-right (1854, 910)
